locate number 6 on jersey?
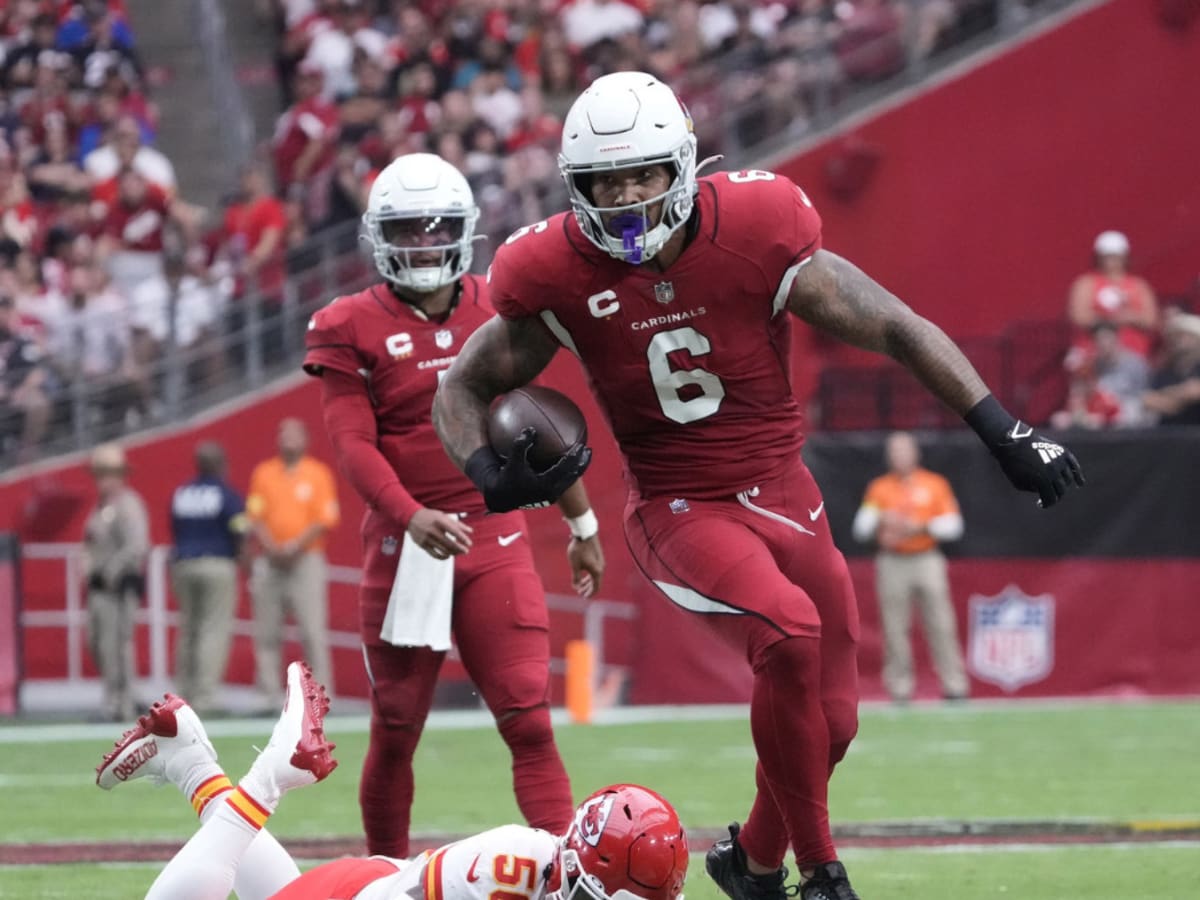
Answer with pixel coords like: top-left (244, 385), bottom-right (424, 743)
top-left (647, 326), bottom-right (726, 424)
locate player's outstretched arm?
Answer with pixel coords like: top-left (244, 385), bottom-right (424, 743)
top-left (435, 314), bottom-right (590, 512)
top-left (788, 249), bottom-right (1085, 507)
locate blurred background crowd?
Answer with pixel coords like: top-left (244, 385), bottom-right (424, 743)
top-left (0, 0), bottom-right (1196, 468)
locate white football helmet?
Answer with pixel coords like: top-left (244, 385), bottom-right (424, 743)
top-left (364, 153), bottom-right (480, 292)
top-left (559, 72), bottom-right (698, 265)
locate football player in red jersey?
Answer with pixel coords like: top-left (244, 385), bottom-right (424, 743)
top-left (302, 153), bottom-right (603, 858)
top-left (433, 73), bottom-right (1085, 900)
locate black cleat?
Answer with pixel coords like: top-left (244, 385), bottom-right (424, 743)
top-left (706, 822), bottom-right (795, 900)
top-left (800, 861), bottom-right (860, 900)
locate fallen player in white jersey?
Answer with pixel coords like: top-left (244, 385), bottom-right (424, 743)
top-left (96, 661), bottom-right (689, 900)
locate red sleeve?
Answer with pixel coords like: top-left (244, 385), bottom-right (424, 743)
top-left (320, 369), bottom-right (423, 529)
top-left (303, 298), bottom-right (365, 377)
top-left (716, 172), bottom-right (823, 315)
top-left (485, 226), bottom-right (544, 320)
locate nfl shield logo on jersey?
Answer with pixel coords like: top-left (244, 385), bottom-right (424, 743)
top-left (967, 585), bottom-right (1055, 692)
top-left (381, 535), bottom-right (398, 556)
top-left (654, 281), bottom-right (675, 304)
top-left (435, 329), bottom-right (454, 350)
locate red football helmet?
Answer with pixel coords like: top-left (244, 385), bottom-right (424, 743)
top-left (547, 784), bottom-right (688, 900)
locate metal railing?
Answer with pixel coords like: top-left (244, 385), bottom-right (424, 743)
top-left (17, 542), bottom-right (637, 713)
top-left (0, 0), bottom-right (1090, 467)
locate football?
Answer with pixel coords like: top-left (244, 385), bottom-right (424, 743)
top-left (488, 386), bottom-right (588, 472)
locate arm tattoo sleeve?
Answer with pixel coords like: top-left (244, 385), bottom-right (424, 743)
top-left (789, 249), bottom-right (990, 415)
top-left (432, 315), bottom-right (559, 470)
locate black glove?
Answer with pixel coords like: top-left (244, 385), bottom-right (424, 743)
top-left (465, 428), bottom-right (592, 513)
top-left (86, 571), bottom-right (107, 592)
top-left (965, 395), bottom-right (1086, 508)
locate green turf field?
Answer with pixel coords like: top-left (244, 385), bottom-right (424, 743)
top-left (2, 700), bottom-right (1198, 898)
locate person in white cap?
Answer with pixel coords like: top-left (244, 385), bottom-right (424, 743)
top-left (1067, 230), bottom-right (1159, 358)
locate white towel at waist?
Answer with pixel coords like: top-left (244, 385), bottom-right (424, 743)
top-left (380, 532), bottom-right (454, 650)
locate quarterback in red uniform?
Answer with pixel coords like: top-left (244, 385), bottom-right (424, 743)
top-left (433, 73), bottom-right (1084, 900)
top-left (302, 153), bottom-right (603, 857)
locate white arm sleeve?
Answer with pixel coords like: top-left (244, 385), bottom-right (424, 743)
top-left (851, 505), bottom-right (880, 543)
top-left (927, 512), bottom-right (964, 542)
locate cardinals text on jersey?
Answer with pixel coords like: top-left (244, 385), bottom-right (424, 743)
top-left (488, 170), bottom-right (821, 500)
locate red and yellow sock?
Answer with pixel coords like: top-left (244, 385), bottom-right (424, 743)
top-left (225, 786), bottom-right (271, 831)
top-left (190, 775), bottom-right (233, 818)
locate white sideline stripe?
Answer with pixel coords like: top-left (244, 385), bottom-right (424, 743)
top-left (840, 841), bottom-right (1200, 857)
top-left (3, 696), bottom-right (1199, 744)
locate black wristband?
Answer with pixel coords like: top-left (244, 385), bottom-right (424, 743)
top-left (963, 394), bottom-right (1017, 448)
top-left (465, 446), bottom-right (503, 491)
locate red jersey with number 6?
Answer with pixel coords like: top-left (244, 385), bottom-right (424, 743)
top-left (303, 276), bottom-right (492, 516)
top-left (488, 171), bottom-right (822, 500)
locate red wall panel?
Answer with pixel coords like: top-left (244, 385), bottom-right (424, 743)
top-left (774, 0), bottom-right (1200, 391)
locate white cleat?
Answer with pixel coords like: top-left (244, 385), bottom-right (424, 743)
top-left (244, 661), bottom-right (337, 801)
top-left (96, 694), bottom-right (216, 790)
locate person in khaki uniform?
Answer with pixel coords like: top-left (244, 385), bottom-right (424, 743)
top-left (852, 432), bottom-right (968, 703)
top-left (169, 442), bottom-right (247, 714)
top-left (82, 442), bottom-right (150, 720)
top-left (246, 418), bottom-right (339, 707)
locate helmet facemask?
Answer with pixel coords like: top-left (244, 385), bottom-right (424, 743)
top-left (560, 135), bottom-right (697, 266)
top-left (547, 848), bottom-right (661, 900)
top-left (366, 207), bottom-right (478, 293)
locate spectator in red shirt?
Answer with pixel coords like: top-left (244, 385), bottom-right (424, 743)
top-left (1068, 230), bottom-right (1159, 359)
top-left (222, 162), bottom-right (288, 302)
top-left (271, 59), bottom-right (340, 222)
top-left (96, 167), bottom-right (194, 300)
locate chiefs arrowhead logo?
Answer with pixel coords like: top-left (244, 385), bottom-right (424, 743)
top-left (572, 793), bottom-right (615, 847)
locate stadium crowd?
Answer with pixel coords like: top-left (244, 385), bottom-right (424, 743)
top-left (0, 0), bottom-right (264, 463)
top-left (2, 0), bottom-right (1194, 465)
top-left (263, 0), bottom-right (1008, 240)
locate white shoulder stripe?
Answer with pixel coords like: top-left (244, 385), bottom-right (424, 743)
top-left (539, 310), bottom-right (580, 356)
top-left (772, 256), bottom-right (813, 317)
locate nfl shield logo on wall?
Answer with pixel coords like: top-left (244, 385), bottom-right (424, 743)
top-left (435, 329), bottom-right (454, 350)
top-left (967, 585), bottom-right (1055, 692)
top-left (654, 281), bottom-right (675, 304)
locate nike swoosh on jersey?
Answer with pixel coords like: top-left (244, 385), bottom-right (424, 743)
top-left (466, 854), bottom-right (482, 883)
top-left (497, 532), bottom-right (523, 547)
top-left (808, 502), bottom-right (825, 521)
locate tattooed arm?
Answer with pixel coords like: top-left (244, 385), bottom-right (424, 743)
top-left (789, 249), bottom-right (1084, 506)
top-left (787, 249), bottom-right (989, 415)
top-left (433, 314), bottom-right (559, 467)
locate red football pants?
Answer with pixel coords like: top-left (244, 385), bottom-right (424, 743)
top-left (357, 510), bottom-right (572, 857)
top-left (625, 461), bottom-right (860, 867)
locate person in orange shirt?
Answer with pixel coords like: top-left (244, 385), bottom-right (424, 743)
top-left (246, 418), bottom-right (340, 708)
top-left (852, 431), bottom-right (968, 703)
